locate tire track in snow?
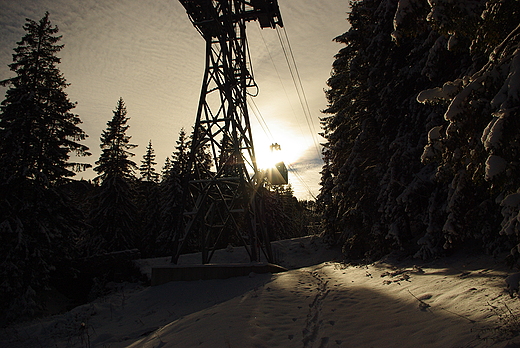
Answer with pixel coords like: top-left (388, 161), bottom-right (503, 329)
top-left (302, 268), bottom-right (330, 348)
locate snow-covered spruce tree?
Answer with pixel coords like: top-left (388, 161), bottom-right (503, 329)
top-left (0, 12), bottom-right (90, 322)
top-left (418, 1), bottom-right (520, 257)
top-left (377, 0), bottom-right (477, 258)
top-left (87, 98), bottom-right (138, 255)
top-left (319, 0), bottom-right (378, 258)
top-left (319, 0), bottom-right (479, 260)
top-left (0, 12), bottom-right (91, 186)
top-left (317, 153), bottom-right (337, 245)
top-left (320, 0), bottom-right (429, 259)
top-left (364, 0), bottom-right (477, 259)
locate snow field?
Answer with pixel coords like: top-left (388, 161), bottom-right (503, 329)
top-left (130, 253), bottom-right (520, 347)
top-left (3, 237), bottom-right (520, 347)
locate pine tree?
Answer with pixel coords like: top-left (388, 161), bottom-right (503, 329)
top-left (0, 12), bottom-right (90, 186)
top-left (319, 0), bottom-right (466, 259)
top-left (155, 127), bottom-right (214, 255)
top-left (320, 0), bottom-right (520, 260)
top-left (184, 126), bottom-right (212, 179)
top-left (156, 129), bottom-right (190, 255)
top-left (161, 156), bottom-right (172, 178)
top-left (140, 140), bottom-right (159, 182)
top-left (417, 1), bottom-right (520, 256)
top-left (135, 140), bottom-right (160, 257)
top-left (94, 98), bottom-right (137, 182)
top-left (172, 128), bottom-right (189, 175)
top-left (87, 98), bottom-right (138, 254)
top-left (0, 12), bottom-right (90, 323)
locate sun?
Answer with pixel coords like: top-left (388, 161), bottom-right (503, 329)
top-left (255, 143), bottom-right (282, 169)
top-left (254, 132), bottom-right (309, 171)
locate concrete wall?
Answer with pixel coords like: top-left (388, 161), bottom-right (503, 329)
top-left (151, 263), bottom-right (287, 285)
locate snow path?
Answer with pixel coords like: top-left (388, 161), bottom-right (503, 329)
top-left (3, 238), bottom-right (520, 347)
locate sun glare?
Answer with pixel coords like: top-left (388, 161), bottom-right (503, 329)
top-left (256, 144), bottom-right (283, 169)
top-left (254, 132), bottom-right (309, 170)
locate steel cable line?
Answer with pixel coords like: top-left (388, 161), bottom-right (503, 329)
top-left (287, 162), bottom-right (317, 200)
top-left (245, 25), bottom-right (321, 199)
top-left (248, 98), bottom-right (316, 200)
top-left (248, 97), bottom-right (273, 141)
top-left (248, 92), bottom-right (317, 200)
top-left (256, 26), bottom-right (308, 139)
top-left (248, 91), bottom-right (317, 199)
top-left (256, 27), bottom-right (321, 199)
top-left (275, 26), bottom-right (322, 160)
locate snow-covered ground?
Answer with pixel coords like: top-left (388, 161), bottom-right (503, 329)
top-left (3, 236), bottom-right (520, 347)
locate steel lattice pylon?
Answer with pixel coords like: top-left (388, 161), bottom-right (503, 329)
top-left (172, 0), bottom-right (283, 264)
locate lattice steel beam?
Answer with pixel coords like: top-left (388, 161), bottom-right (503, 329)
top-left (172, 0), bottom-right (283, 264)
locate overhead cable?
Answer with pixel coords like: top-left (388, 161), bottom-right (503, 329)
top-left (275, 26), bottom-right (322, 160)
top-left (256, 26), bottom-right (307, 139)
top-left (248, 95), bottom-right (317, 200)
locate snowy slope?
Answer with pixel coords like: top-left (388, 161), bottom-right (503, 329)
top-left (2, 236), bottom-right (520, 347)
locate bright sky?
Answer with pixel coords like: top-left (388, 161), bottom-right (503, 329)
top-left (0, 0), bottom-right (351, 200)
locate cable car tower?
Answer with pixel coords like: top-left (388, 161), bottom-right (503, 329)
top-left (172, 0), bottom-right (284, 264)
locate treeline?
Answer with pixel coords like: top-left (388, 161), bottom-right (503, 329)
top-left (0, 13), bottom-right (316, 324)
top-left (319, 0), bottom-right (520, 261)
